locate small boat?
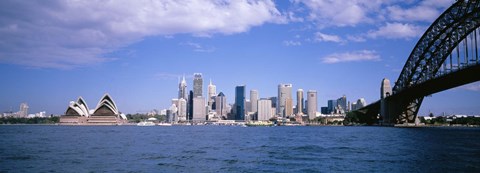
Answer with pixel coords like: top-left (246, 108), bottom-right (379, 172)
top-left (157, 122), bottom-right (172, 126)
top-left (137, 121), bottom-right (155, 126)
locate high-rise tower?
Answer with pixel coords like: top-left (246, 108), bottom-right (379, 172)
top-left (193, 73), bottom-right (203, 97)
top-left (235, 85), bottom-right (246, 120)
top-left (19, 103), bottom-right (29, 118)
top-left (250, 90), bottom-right (258, 113)
top-left (178, 75), bottom-right (188, 100)
top-left (307, 90), bottom-right (317, 120)
top-left (277, 84), bottom-right (292, 117)
top-left (296, 89), bottom-right (304, 115)
top-left (207, 79), bottom-right (216, 111)
top-left (215, 92), bottom-right (227, 119)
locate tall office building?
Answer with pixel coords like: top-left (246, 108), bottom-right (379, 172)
top-left (257, 99), bottom-right (273, 121)
top-left (296, 89), bottom-right (304, 115)
top-left (193, 73), bottom-right (203, 97)
top-left (193, 96), bottom-right (206, 121)
top-left (235, 85), bottom-right (246, 120)
top-left (327, 100), bottom-right (337, 114)
top-left (168, 104), bottom-right (178, 123)
top-left (268, 97), bottom-right (277, 109)
top-left (19, 103), bottom-right (28, 118)
top-left (207, 79), bottom-right (216, 110)
top-left (285, 98), bottom-right (293, 117)
top-left (250, 90), bottom-right (258, 113)
top-left (352, 98), bottom-right (367, 111)
top-left (337, 95), bottom-right (347, 113)
top-left (245, 99), bottom-right (251, 113)
top-left (178, 75), bottom-right (188, 100)
top-left (381, 78), bottom-right (392, 99)
top-left (188, 90), bottom-right (193, 120)
top-left (277, 84), bottom-right (292, 117)
top-left (178, 98), bottom-right (187, 121)
top-left (215, 92), bottom-right (227, 119)
top-left (307, 90), bottom-right (317, 120)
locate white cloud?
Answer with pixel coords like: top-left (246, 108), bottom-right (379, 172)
top-left (283, 40), bottom-right (302, 46)
top-left (367, 22), bottom-right (425, 39)
top-left (314, 32), bottom-right (343, 43)
top-left (180, 42), bottom-right (216, 53)
top-left (294, 0), bottom-right (385, 27)
top-left (0, 0), bottom-right (284, 69)
top-left (321, 50), bottom-right (380, 64)
top-left (387, 0), bottom-right (454, 22)
top-left (346, 35), bottom-right (366, 42)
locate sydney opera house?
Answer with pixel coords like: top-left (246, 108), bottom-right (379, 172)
top-left (60, 93), bottom-right (127, 125)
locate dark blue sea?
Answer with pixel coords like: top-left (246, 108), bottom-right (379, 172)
top-left (1, 125), bottom-right (480, 172)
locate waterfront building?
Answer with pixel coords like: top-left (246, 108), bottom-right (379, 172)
top-left (321, 107), bottom-right (328, 114)
top-left (336, 95), bottom-right (347, 113)
top-left (207, 79), bottom-right (216, 111)
top-left (352, 98), bottom-right (368, 111)
top-left (285, 98), bottom-right (293, 117)
top-left (188, 90), bottom-right (193, 120)
top-left (245, 99), bottom-right (251, 113)
top-left (307, 90), bottom-right (317, 120)
top-left (296, 89), bottom-right (304, 115)
top-left (193, 73), bottom-right (203, 97)
top-left (178, 98), bottom-right (187, 121)
top-left (381, 78), bottom-right (392, 99)
top-left (193, 96), bottom-right (206, 122)
top-left (19, 103), bottom-right (29, 118)
top-left (171, 98), bottom-right (179, 107)
top-left (168, 104), bottom-right (178, 123)
top-left (178, 75), bottom-right (188, 100)
top-left (61, 94), bottom-right (127, 125)
top-left (327, 100), bottom-right (337, 114)
top-left (268, 97), bottom-right (277, 109)
top-left (215, 92), bottom-right (227, 119)
top-left (257, 99), bottom-right (273, 121)
top-left (250, 90), bottom-right (258, 113)
top-left (277, 84), bottom-right (292, 117)
top-left (235, 85), bottom-right (246, 120)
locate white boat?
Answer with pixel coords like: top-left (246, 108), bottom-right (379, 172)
top-left (137, 121), bottom-right (155, 126)
top-left (157, 122), bottom-right (172, 126)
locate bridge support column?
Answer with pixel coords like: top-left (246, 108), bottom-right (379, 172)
top-left (381, 97), bottom-right (422, 125)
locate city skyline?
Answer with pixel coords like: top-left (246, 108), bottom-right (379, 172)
top-left (1, 0), bottom-right (480, 115)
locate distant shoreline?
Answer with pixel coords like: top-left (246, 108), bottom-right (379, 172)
top-left (1, 123), bottom-right (479, 128)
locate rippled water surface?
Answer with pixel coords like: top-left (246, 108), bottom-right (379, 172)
top-left (1, 125), bottom-right (480, 172)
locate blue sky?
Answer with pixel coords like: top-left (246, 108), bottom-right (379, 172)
top-left (1, 0), bottom-right (479, 115)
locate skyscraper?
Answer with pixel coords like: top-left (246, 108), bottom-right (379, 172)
top-left (207, 79), bottom-right (216, 111)
top-left (285, 98), bottom-right (293, 117)
top-left (352, 98), bottom-right (367, 111)
top-left (381, 78), bottom-right (392, 99)
top-left (257, 99), bottom-right (272, 121)
top-left (178, 75), bottom-right (188, 100)
top-left (277, 84), bottom-right (292, 117)
top-left (178, 98), bottom-right (187, 121)
top-left (235, 85), bottom-right (246, 120)
top-left (193, 73), bottom-right (203, 97)
top-left (250, 90), bottom-right (258, 113)
top-left (19, 102), bottom-right (28, 118)
top-left (307, 90), bottom-right (317, 120)
top-left (327, 100), bottom-right (337, 114)
top-left (296, 89), bottom-right (304, 115)
top-left (215, 92), bottom-right (227, 119)
top-left (193, 96), bottom-right (206, 122)
top-left (337, 95), bottom-right (347, 113)
top-left (188, 90), bottom-right (193, 120)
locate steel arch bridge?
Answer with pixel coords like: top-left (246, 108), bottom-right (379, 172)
top-left (356, 0), bottom-right (480, 125)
